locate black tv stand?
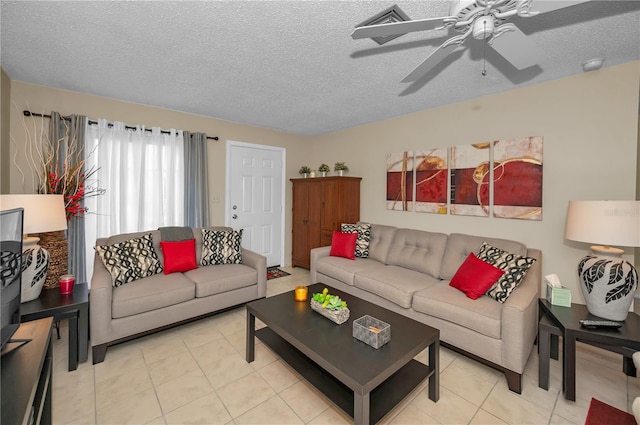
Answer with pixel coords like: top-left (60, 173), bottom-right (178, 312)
top-left (1, 318), bottom-right (53, 425)
top-left (1, 337), bottom-right (32, 355)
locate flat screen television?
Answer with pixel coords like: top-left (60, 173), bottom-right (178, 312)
top-left (1, 207), bottom-right (24, 351)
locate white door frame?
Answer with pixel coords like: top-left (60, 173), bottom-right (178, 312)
top-left (225, 140), bottom-right (286, 267)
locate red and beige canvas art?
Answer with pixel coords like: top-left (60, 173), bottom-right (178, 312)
top-left (449, 143), bottom-right (491, 217)
top-left (386, 151), bottom-right (414, 211)
top-left (492, 137), bottom-right (543, 220)
top-left (415, 148), bottom-right (448, 214)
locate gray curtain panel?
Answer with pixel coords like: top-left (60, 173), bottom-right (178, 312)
top-left (183, 131), bottom-right (210, 228)
top-left (49, 111), bottom-right (88, 283)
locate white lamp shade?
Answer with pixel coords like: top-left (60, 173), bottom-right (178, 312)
top-left (0, 194), bottom-right (67, 234)
top-left (565, 200), bottom-right (640, 248)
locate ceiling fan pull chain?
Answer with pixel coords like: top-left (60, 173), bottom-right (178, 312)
top-left (482, 21), bottom-right (487, 76)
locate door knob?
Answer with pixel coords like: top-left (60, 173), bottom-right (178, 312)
top-left (232, 214), bottom-right (238, 219)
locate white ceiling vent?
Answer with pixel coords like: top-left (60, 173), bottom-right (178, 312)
top-left (356, 5), bottom-right (411, 45)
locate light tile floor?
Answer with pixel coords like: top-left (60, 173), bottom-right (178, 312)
top-left (51, 266), bottom-right (640, 424)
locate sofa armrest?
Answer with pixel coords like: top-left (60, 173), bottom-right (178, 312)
top-left (501, 248), bottom-right (542, 373)
top-left (310, 246), bottom-right (331, 282)
top-left (90, 242), bottom-right (115, 347)
top-left (242, 248), bottom-right (267, 298)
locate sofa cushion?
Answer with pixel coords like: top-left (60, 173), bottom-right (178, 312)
top-left (355, 265), bottom-right (441, 309)
top-left (341, 223), bottom-right (371, 258)
top-left (160, 239), bottom-right (198, 274)
top-left (193, 226), bottom-right (232, 262)
top-left (315, 256), bottom-right (380, 286)
top-left (112, 272), bottom-right (195, 318)
top-left (95, 233), bottom-right (164, 287)
top-left (450, 253), bottom-right (505, 300)
top-left (367, 224), bottom-right (397, 263)
top-left (330, 231), bottom-right (357, 260)
top-left (385, 229), bottom-right (448, 277)
top-left (412, 283), bottom-right (503, 339)
top-left (476, 242), bottom-right (537, 303)
top-left (440, 233), bottom-right (528, 280)
top-left (185, 264), bottom-right (258, 297)
top-left (201, 229), bottom-right (243, 265)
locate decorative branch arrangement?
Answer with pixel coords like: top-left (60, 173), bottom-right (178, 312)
top-left (12, 105), bottom-right (104, 220)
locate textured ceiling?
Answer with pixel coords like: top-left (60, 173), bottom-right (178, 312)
top-left (1, 1), bottom-right (639, 136)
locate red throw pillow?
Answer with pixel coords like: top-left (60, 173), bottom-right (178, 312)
top-left (160, 239), bottom-right (198, 274)
top-left (450, 253), bottom-right (505, 300)
top-left (329, 231), bottom-right (358, 260)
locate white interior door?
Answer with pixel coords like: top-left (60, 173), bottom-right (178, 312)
top-left (226, 141), bottom-right (285, 267)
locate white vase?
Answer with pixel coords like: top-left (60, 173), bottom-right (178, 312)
top-left (578, 250), bottom-right (638, 321)
top-left (21, 237), bottom-right (50, 302)
top-left (320, 171), bottom-right (327, 177)
top-left (337, 170), bottom-right (346, 176)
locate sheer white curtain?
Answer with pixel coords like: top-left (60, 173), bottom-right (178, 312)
top-left (84, 120), bottom-right (185, 282)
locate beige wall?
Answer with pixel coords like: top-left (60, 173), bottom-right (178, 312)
top-left (311, 61), bottom-right (640, 301)
top-left (8, 80), bottom-right (311, 264)
top-left (7, 62), bottom-right (640, 301)
top-left (1, 68), bottom-right (11, 193)
top-left (636, 107), bottom-right (640, 273)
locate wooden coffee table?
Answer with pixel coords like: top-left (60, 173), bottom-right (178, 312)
top-left (246, 283), bottom-right (439, 424)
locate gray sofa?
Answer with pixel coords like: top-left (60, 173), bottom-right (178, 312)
top-left (310, 223), bottom-right (541, 393)
top-left (90, 226), bottom-right (266, 363)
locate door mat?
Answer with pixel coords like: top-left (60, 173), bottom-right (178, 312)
top-left (584, 398), bottom-right (635, 425)
top-left (267, 267), bottom-right (291, 281)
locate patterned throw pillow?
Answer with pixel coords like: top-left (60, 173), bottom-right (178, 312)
top-left (201, 229), bottom-right (243, 265)
top-left (95, 233), bottom-right (163, 287)
top-left (340, 223), bottom-right (371, 258)
top-left (476, 242), bottom-right (537, 303)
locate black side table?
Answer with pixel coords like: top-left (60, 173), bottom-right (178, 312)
top-left (21, 283), bottom-right (89, 371)
top-left (538, 299), bottom-right (640, 401)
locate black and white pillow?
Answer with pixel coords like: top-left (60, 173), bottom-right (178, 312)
top-left (95, 233), bottom-right (163, 288)
top-left (340, 223), bottom-right (371, 258)
top-left (476, 242), bottom-right (536, 303)
top-left (201, 229), bottom-right (243, 265)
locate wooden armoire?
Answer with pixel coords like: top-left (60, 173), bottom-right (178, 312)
top-left (291, 176), bottom-right (361, 269)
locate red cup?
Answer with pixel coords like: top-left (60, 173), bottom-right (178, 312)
top-left (59, 274), bottom-right (75, 295)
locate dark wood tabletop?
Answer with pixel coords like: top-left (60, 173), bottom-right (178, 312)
top-left (247, 283), bottom-right (439, 424)
top-left (1, 317), bottom-right (53, 425)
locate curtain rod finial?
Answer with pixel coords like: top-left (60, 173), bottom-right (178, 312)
top-left (23, 110), bottom-right (32, 117)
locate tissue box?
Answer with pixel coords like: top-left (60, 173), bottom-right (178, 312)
top-left (546, 283), bottom-right (571, 307)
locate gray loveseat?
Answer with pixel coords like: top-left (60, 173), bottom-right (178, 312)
top-left (311, 223), bottom-right (541, 393)
top-left (90, 226), bottom-right (266, 363)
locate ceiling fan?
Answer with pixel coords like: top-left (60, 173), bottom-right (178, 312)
top-left (351, 0), bottom-right (590, 82)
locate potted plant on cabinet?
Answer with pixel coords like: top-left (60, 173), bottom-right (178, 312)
top-left (318, 163), bottom-right (330, 177)
top-left (299, 165), bottom-right (311, 178)
top-left (334, 162), bottom-right (349, 176)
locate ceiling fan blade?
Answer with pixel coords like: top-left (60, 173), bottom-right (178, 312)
top-left (351, 16), bottom-right (449, 40)
top-left (489, 24), bottom-right (542, 70)
top-left (401, 36), bottom-right (466, 82)
top-left (526, 0), bottom-right (591, 15)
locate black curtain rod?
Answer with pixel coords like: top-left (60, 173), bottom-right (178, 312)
top-left (23, 110), bottom-right (219, 141)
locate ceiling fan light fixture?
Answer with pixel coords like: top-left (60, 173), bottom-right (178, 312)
top-left (582, 58), bottom-right (605, 72)
top-left (472, 15), bottom-right (494, 40)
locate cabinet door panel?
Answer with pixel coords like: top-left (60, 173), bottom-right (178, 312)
top-left (291, 177), bottom-right (361, 269)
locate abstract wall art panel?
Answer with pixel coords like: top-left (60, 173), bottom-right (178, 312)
top-left (386, 151), bottom-right (413, 211)
top-left (415, 148), bottom-right (448, 214)
top-left (449, 143), bottom-right (490, 217)
top-left (493, 136), bottom-right (543, 220)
